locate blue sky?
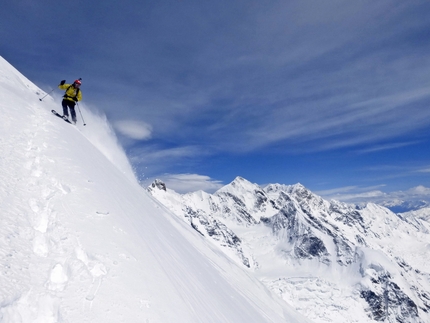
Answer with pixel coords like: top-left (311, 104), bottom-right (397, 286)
top-left (2, 0), bottom-right (430, 203)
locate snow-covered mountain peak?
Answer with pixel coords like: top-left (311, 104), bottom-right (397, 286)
top-left (149, 178), bottom-right (167, 191)
top-left (264, 182), bottom-right (293, 193)
top-left (216, 176), bottom-right (259, 194)
top-left (264, 182), bottom-right (306, 193)
top-left (212, 177), bottom-right (270, 224)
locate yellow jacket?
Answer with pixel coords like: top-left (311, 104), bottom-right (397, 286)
top-left (58, 83), bottom-right (82, 102)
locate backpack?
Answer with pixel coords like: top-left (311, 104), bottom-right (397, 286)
top-left (63, 84), bottom-right (80, 101)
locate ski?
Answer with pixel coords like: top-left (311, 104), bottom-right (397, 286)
top-left (51, 110), bottom-right (73, 124)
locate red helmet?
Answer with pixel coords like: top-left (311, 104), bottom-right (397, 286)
top-left (74, 79), bottom-right (82, 85)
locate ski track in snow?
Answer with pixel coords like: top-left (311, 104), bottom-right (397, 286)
top-left (0, 62), bottom-right (122, 322)
top-left (0, 100), bottom-right (108, 322)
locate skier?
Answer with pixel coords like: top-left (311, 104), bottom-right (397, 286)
top-left (58, 79), bottom-right (82, 124)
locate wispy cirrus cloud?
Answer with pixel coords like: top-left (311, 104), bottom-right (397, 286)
top-left (8, 0), bottom-right (430, 156)
top-left (355, 141), bottom-right (421, 154)
top-left (147, 173), bottom-right (224, 193)
top-left (4, 0), bottom-right (430, 196)
top-left (130, 145), bottom-right (207, 164)
top-left (316, 185), bottom-right (387, 203)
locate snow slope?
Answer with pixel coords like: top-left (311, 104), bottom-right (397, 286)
top-left (0, 56), bottom-right (310, 323)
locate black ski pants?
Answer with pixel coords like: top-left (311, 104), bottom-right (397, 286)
top-left (62, 99), bottom-right (77, 121)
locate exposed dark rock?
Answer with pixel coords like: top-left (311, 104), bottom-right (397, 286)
top-left (184, 207), bottom-right (250, 267)
top-left (360, 272), bottom-right (419, 322)
top-left (150, 179), bottom-right (167, 191)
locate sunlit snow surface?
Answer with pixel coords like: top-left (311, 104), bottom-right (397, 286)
top-left (0, 57), bottom-right (311, 323)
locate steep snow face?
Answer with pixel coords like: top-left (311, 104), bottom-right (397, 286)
top-left (214, 176), bottom-right (277, 225)
top-left (401, 207), bottom-right (430, 232)
top-left (148, 177), bottom-right (430, 323)
top-left (0, 57), bottom-right (310, 323)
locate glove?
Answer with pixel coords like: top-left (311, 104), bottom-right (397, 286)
top-left (60, 80), bottom-right (66, 85)
top-left (73, 97), bottom-right (78, 102)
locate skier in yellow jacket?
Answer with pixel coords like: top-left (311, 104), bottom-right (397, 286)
top-left (58, 79), bottom-right (82, 124)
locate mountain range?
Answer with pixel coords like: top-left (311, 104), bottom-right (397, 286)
top-left (148, 177), bottom-right (430, 323)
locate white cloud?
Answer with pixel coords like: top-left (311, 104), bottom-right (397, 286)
top-left (128, 145), bottom-right (216, 184)
top-left (129, 145), bottom-right (208, 168)
top-left (153, 173), bottom-right (224, 194)
top-left (316, 185), bottom-right (386, 197)
top-left (355, 141), bottom-right (421, 154)
top-left (317, 185), bottom-right (387, 203)
top-left (114, 120), bottom-right (152, 140)
top-left (405, 185), bottom-right (430, 195)
top-left (318, 185), bottom-right (430, 208)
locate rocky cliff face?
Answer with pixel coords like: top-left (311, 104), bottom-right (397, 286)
top-left (147, 177), bottom-right (430, 323)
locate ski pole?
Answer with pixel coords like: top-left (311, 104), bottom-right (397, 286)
top-left (76, 102), bottom-right (86, 126)
top-left (39, 88), bottom-right (55, 101)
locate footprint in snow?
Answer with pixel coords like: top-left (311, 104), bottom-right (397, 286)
top-left (46, 263), bottom-right (69, 292)
top-left (85, 262), bottom-right (108, 302)
top-left (33, 232), bottom-right (49, 257)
